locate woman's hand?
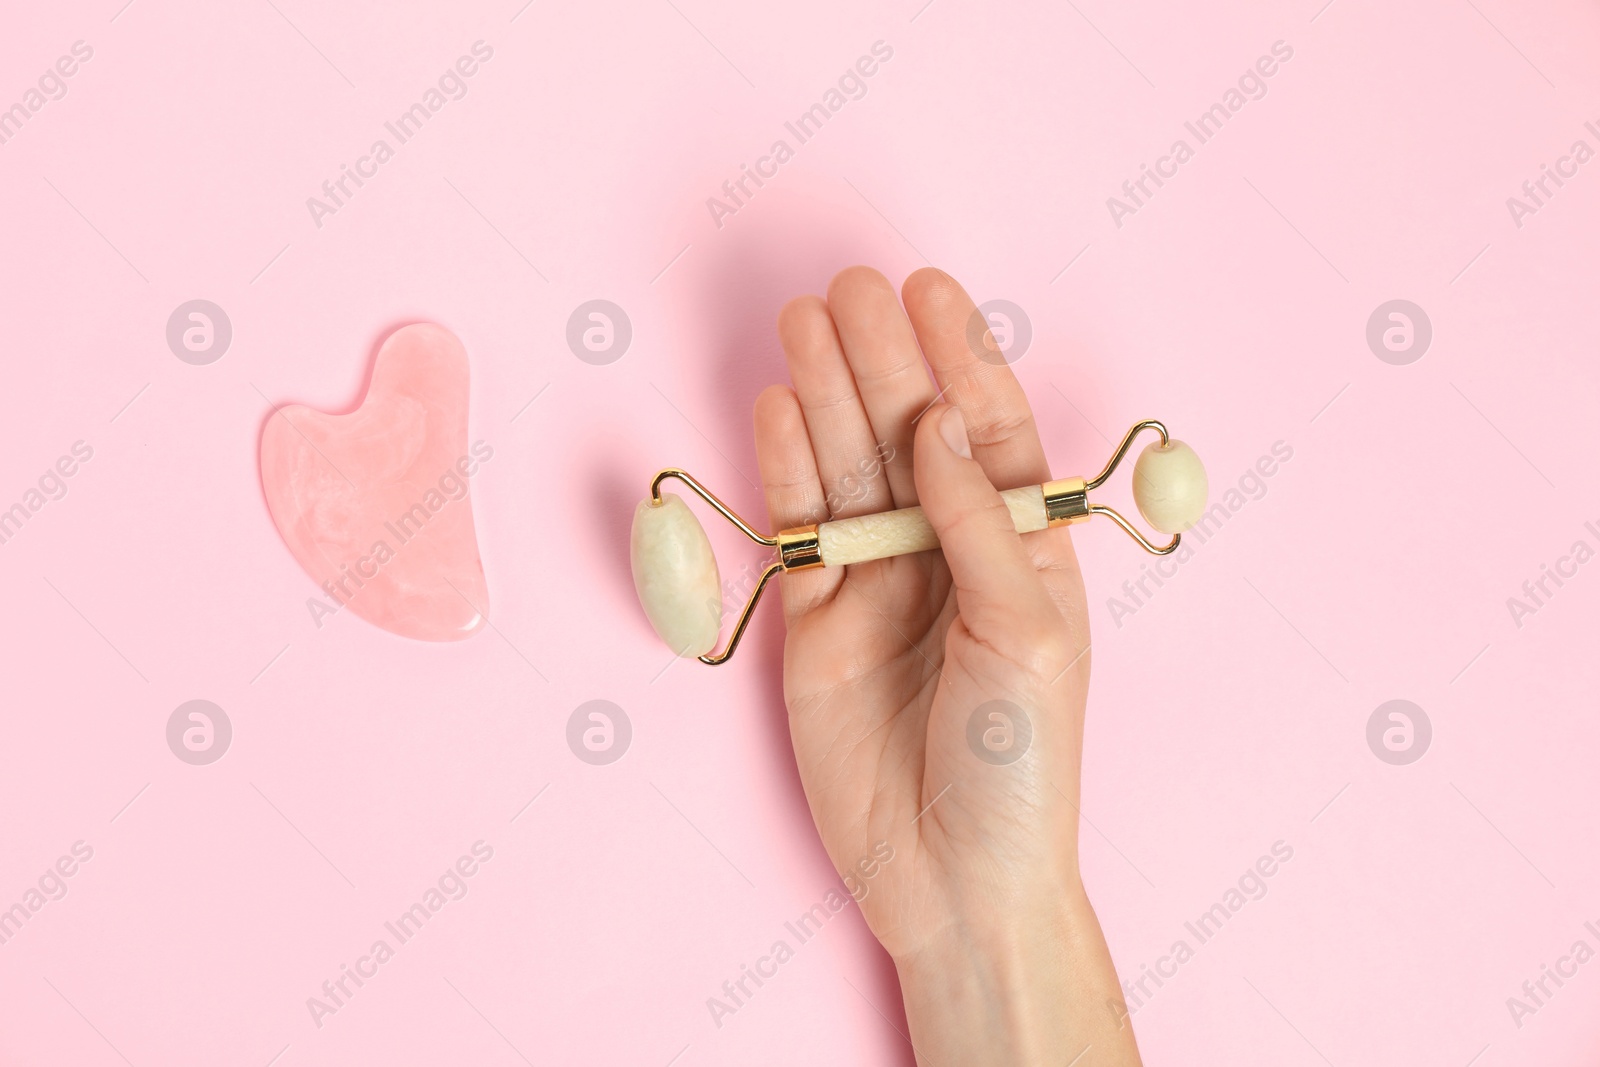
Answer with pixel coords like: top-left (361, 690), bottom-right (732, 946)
top-left (753, 266), bottom-right (1141, 1066)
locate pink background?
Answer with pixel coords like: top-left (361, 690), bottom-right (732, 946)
top-left (3, 0), bottom-right (1599, 1064)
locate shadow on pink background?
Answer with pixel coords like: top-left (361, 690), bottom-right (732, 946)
top-left (2, 0), bottom-right (1599, 1064)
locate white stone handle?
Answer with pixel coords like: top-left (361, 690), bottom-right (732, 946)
top-left (815, 486), bottom-right (1050, 567)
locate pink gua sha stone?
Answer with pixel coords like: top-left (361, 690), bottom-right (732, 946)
top-left (260, 323), bottom-right (489, 641)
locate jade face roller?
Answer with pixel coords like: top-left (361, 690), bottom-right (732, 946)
top-left (632, 419), bottom-right (1207, 665)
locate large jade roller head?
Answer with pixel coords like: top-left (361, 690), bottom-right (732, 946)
top-left (631, 419), bottom-right (1206, 665)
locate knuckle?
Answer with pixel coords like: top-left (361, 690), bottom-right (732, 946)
top-left (967, 404), bottom-right (1032, 448)
top-left (998, 623), bottom-right (1076, 681)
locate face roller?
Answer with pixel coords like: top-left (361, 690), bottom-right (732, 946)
top-left (631, 419), bottom-right (1207, 665)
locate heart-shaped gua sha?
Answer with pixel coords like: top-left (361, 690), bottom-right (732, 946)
top-left (260, 323), bottom-right (489, 641)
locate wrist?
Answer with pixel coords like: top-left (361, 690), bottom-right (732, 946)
top-left (891, 887), bottom-right (1140, 1067)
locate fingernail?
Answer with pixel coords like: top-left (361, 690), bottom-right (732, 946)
top-left (939, 406), bottom-right (971, 458)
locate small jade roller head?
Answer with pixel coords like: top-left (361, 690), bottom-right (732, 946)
top-left (632, 420), bottom-right (1206, 666)
top-left (1131, 439), bottom-right (1208, 535)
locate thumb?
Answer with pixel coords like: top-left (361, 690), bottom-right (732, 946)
top-left (914, 404), bottom-right (1059, 649)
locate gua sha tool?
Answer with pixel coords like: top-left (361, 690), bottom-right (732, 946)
top-left (260, 323), bottom-right (490, 641)
top-left (632, 420), bottom-right (1206, 664)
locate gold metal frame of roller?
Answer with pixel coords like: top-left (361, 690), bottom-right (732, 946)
top-left (649, 420), bottom-right (1180, 666)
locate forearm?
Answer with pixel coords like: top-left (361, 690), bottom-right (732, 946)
top-left (892, 888), bottom-right (1141, 1067)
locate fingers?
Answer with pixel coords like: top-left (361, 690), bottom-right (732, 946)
top-left (901, 268), bottom-right (1051, 493)
top-left (777, 295), bottom-right (893, 519)
top-left (752, 383), bottom-right (841, 620)
top-left (825, 266), bottom-right (938, 509)
top-left (913, 404), bottom-right (1063, 664)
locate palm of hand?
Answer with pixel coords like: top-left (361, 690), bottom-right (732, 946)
top-left (752, 267), bottom-right (1092, 960)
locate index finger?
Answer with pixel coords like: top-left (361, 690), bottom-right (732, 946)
top-left (900, 268), bottom-right (1051, 491)
top-left (752, 383), bottom-right (843, 623)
